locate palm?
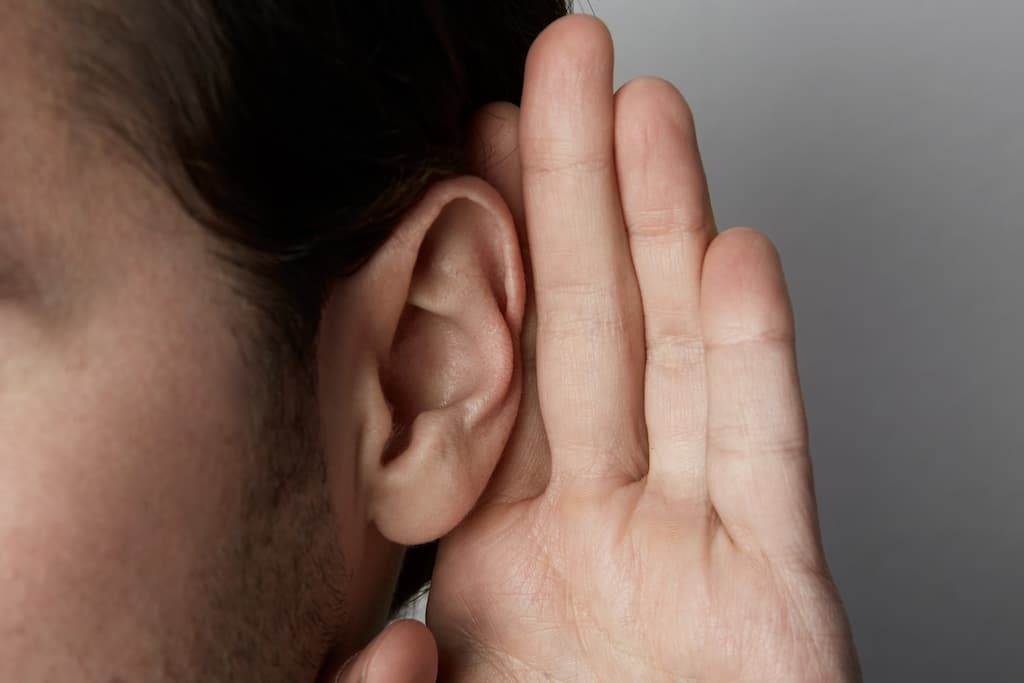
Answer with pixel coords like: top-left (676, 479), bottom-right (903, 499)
top-left (427, 16), bottom-right (859, 682)
top-left (433, 491), bottom-right (850, 681)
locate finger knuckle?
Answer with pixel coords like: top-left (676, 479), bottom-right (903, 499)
top-left (645, 330), bottom-right (705, 372)
top-left (628, 206), bottom-right (709, 241)
top-left (522, 148), bottom-right (611, 178)
top-left (709, 423), bottom-right (807, 463)
top-left (704, 327), bottom-right (795, 350)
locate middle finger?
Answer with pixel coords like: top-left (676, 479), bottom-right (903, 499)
top-left (614, 77), bottom-right (718, 506)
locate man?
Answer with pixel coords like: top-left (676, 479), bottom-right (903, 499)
top-left (0, 0), bottom-right (860, 680)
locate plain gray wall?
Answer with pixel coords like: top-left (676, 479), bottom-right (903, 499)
top-left (585, 0), bottom-right (1024, 680)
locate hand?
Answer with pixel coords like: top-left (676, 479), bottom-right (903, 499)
top-left (425, 15), bottom-right (861, 681)
top-left (331, 620), bottom-right (436, 683)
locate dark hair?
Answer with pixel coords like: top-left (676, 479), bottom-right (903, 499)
top-left (55, 0), bottom-right (570, 614)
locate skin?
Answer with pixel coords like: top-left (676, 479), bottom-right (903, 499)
top-left (3, 3), bottom-right (524, 680)
top-left (0, 6), bottom-right (383, 680)
top-left (340, 15), bottom-right (861, 683)
top-left (1, 3), bottom-right (857, 681)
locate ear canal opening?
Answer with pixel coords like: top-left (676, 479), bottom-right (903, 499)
top-left (379, 400), bottom-right (413, 466)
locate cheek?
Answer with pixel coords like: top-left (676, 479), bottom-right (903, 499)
top-left (0, 296), bottom-right (250, 666)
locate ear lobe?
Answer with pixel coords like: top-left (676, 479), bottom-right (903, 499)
top-left (327, 177), bottom-right (525, 547)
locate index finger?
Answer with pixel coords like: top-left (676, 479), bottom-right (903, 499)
top-left (520, 15), bottom-right (647, 488)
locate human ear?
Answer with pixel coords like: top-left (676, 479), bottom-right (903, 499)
top-left (317, 176), bottom-right (525, 546)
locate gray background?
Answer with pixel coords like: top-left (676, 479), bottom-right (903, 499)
top-left (586, 0), bottom-right (1023, 680)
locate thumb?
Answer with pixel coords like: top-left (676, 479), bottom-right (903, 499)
top-left (333, 619), bottom-right (437, 683)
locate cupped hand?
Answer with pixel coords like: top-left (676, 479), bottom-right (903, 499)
top-left (425, 15), bottom-right (861, 682)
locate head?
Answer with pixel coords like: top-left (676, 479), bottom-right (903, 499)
top-left (0, 0), bottom-right (567, 680)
